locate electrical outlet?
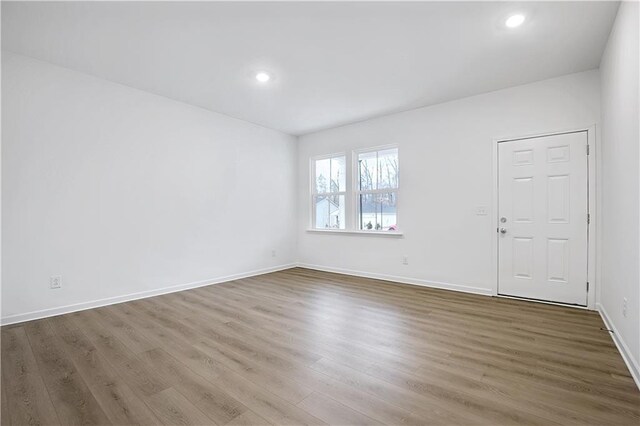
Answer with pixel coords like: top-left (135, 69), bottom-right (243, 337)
top-left (271, 250), bottom-right (277, 258)
top-left (50, 275), bottom-right (62, 289)
top-left (402, 256), bottom-right (409, 265)
top-left (623, 297), bottom-right (628, 317)
top-left (475, 206), bottom-right (488, 216)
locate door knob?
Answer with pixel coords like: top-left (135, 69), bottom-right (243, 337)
top-left (500, 227), bottom-right (507, 234)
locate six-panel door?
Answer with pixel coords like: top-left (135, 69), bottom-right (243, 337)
top-left (498, 131), bottom-right (589, 305)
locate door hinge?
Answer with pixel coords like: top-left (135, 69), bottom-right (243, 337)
top-left (587, 145), bottom-right (590, 155)
top-left (587, 281), bottom-right (590, 292)
top-left (587, 213), bottom-right (591, 224)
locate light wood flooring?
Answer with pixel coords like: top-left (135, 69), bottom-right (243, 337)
top-left (2, 267), bottom-right (639, 425)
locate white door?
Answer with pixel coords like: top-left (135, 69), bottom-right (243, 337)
top-left (498, 131), bottom-right (589, 305)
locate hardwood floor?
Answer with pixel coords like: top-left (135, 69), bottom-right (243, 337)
top-left (2, 267), bottom-right (639, 425)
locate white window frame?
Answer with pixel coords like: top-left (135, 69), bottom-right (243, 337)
top-left (353, 145), bottom-right (400, 232)
top-left (310, 153), bottom-right (347, 230)
top-left (308, 146), bottom-right (401, 236)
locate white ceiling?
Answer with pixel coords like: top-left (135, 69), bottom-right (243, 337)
top-left (2, 1), bottom-right (619, 135)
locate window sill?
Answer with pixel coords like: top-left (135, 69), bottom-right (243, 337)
top-left (306, 229), bottom-right (404, 237)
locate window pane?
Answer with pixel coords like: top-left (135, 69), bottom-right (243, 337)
top-left (358, 151), bottom-right (378, 191)
top-left (359, 192), bottom-right (397, 231)
top-left (378, 192), bottom-right (398, 230)
top-left (314, 194), bottom-right (345, 229)
top-left (378, 148), bottom-right (398, 189)
top-left (358, 193), bottom-right (378, 230)
top-left (330, 156), bottom-right (346, 193)
top-left (315, 158), bottom-right (330, 193)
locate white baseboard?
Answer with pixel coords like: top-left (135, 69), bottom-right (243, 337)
top-left (597, 303), bottom-right (640, 390)
top-left (296, 263), bottom-right (493, 296)
top-left (0, 263), bottom-right (297, 326)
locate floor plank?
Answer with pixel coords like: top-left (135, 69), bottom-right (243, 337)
top-left (47, 315), bottom-right (160, 425)
top-left (143, 387), bottom-right (213, 425)
top-left (1, 267), bottom-right (638, 425)
top-left (23, 320), bottom-right (111, 425)
top-left (1, 326), bottom-right (60, 426)
top-left (297, 392), bottom-right (383, 426)
top-left (225, 410), bottom-right (272, 426)
top-left (137, 348), bottom-right (247, 425)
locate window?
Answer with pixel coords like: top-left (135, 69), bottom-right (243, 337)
top-left (312, 155), bottom-right (346, 229)
top-left (310, 147), bottom-right (399, 233)
top-left (356, 147), bottom-right (399, 231)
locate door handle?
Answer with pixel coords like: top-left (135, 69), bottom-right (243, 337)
top-left (500, 227), bottom-right (507, 234)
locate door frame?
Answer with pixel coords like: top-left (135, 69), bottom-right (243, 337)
top-left (491, 125), bottom-right (598, 310)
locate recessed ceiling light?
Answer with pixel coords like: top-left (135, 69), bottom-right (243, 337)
top-left (505, 14), bottom-right (525, 28)
top-left (255, 72), bottom-right (271, 82)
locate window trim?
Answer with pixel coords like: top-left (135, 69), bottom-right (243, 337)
top-left (306, 228), bottom-right (404, 237)
top-left (352, 144), bottom-right (400, 232)
top-left (310, 152), bottom-right (347, 230)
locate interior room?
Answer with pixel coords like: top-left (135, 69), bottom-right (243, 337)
top-left (1, 1), bottom-right (639, 425)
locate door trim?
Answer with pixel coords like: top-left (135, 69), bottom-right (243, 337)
top-left (491, 125), bottom-right (598, 310)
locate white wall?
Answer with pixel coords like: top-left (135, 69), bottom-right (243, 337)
top-left (1, 52), bottom-right (298, 323)
top-left (297, 70), bottom-right (600, 295)
top-left (599, 1), bottom-right (640, 383)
